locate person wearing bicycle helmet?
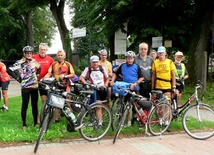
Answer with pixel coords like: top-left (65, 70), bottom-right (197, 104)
top-left (174, 51), bottom-right (189, 103)
top-left (11, 45), bottom-right (41, 130)
top-left (110, 51), bottom-right (145, 126)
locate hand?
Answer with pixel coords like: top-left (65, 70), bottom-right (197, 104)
top-left (84, 84), bottom-right (90, 90)
top-left (110, 81), bottom-right (114, 87)
top-left (130, 83), bottom-right (137, 90)
top-left (60, 74), bottom-right (65, 80)
top-left (98, 85), bottom-right (107, 91)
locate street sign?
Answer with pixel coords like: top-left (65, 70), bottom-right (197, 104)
top-left (72, 28), bottom-right (86, 38)
top-left (164, 40), bottom-right (172, 47)
top-left (115, 23), bottom-right (127, 55)
top-left (152, 37), bottom-right (163, 48)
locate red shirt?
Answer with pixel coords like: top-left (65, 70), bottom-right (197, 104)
top-left (0, 62), bottom-right (10, 82)
top-left (32, 54), bottom-right (54, 80)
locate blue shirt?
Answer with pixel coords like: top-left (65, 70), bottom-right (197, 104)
top-left (116, 63), bottom-right (142, 90)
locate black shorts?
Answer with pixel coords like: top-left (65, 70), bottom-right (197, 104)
top-left (94, 90), bottom-right (107, 101)
top-left (38, 85), bottom-right (48, 96)
top-left (1, 81), bottom-right (10, 90)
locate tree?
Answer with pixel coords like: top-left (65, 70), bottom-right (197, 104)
top-left (72, 0), bottom-right (214, 83)
top-left (0, 0), bottom-right (56, 60)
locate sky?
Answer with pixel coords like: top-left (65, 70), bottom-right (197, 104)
top-left (47, 5), bottom-right (72, 54)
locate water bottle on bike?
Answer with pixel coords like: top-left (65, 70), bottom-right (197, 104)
top-left (65, 107), bottom-right (77, 123)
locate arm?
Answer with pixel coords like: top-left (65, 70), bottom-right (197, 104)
top-left (171, 70), bottom-right (176, 89)
top-left (79, 75), bottom-right (87, 85)
top-left (64, 63), bottom-right (75, 79)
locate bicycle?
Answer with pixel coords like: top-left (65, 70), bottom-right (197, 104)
top-left (34, 82), bottom-right (112, 153)
top-left (170, 80), bottom-right (214, 140)
top-left (112, 86), bottom-right (173, 144)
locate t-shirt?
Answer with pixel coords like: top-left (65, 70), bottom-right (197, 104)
top-left (48, 61), bottom-right (75, 82)
top-left (0, 62), bottom-right (10, 82)
top-left (115, 63), bottom-right (142, 90)
top-left (32, 54), bottom-right (54, 80)
top-left (81, 66), bottom-right (108, 86)
top-left (152, 58), bottom-right (175, 89)
top-left (135, 54), bottom-right (153, 82)
top-left (99, 60), bottom-right (112, 76)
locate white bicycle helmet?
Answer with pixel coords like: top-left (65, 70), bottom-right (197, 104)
top-left (125, 51), bottom-right (136, 57)
top-left (23, 45), bottom-right (34, 53)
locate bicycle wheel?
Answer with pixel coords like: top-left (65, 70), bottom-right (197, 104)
top-left (113, 107), bottom-right (129, 144)
top-left (39, 101), bottom-right (47, 126)
top-left (182, 103), bottom-right (214, 140)
top-left (34, 112), bottom-right (50, 153)
top-left (111, 97), bottom-right (124, 131)
top-left (148, 102), bottom-right (172, 136)
top-left (79, 103), bottom-right (112, 142)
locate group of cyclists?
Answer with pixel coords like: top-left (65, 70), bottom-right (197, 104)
top-left (1, 41), bottom-right (188, 132)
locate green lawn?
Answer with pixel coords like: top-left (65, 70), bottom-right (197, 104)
top-left (0, 82), bottom-right (214, 144)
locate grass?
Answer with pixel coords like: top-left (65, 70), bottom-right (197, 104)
top-left (0, 82), bottom-right (214, 144)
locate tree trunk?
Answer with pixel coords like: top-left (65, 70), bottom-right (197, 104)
top-left (21, 11), bottom-right (34, 47)
top-left (186, 2), bottom-right (213, 85)
top-left (50, 0), bottom-right (71, 62)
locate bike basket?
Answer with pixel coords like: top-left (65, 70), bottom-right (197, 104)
top-left (47, 93), bottom-right (65, 109)
top-left (112, 81), bottom-right (130, 96)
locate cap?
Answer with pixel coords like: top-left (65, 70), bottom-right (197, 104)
top-left (150, 49), bottom-right (156, 54)
top-left (175, 51), bottom-right (183, 56)
top-left (157, 46), bottom-right (166, 53)
top-left (99, 49), bottom-right (107, 55)
top-left (90, 55), bottom-right (99, 62)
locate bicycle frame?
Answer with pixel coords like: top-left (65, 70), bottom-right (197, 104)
top-left (171, 83), bottom-right (202, 119)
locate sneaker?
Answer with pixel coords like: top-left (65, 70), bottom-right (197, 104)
top-left (0, 107), bottom-right (8, 112)
top-left (55, 119), bottom-right (60, 123)
top-left (138, 121), bottom-right (144, 130)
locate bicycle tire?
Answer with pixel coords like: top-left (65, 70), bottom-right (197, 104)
top-left (148, 102), bottom-right (173, 136)
top-left (182, 103), bottom-right (214, 140)
top-left (111, 97), bottom-right (124, 131)
top-left (34, 112), bottom-right (50, 153)
top-left (113, 107), bottom-right (129, 144)
top-left (79, 103), bottom-right (112, 142)
top-left (39, 101), bottom-right (47, 126)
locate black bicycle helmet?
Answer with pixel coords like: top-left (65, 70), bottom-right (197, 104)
top-left (125, 51), bottom-right (136, 57)
top-left (23, 45), bottom-right (34, 53)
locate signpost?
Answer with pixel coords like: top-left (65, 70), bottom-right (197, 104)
top-left (152, 37), bottom-right (163, 48)
top-left (72, 28), bottom-right (86, 38)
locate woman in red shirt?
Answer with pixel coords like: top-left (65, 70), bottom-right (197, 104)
top-left (0, 61), bottom-right (10, 111)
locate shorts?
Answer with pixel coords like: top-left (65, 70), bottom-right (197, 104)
top-left (39, 88), bottom-right (48, 96)
top-left (94, 90), bottom-right (107, 101)
top-left (1, 81), bottom-right (10, 90)
top-left (155, 89), bottom-right (171, 94)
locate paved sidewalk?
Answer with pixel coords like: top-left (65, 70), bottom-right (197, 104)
top-left (0, 133), bottom-right (213, 155)
top-left (8, 79), bottom-right (21, 97)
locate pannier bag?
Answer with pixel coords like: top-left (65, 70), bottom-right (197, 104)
top-left (112, 81), bottom-right (130, 96)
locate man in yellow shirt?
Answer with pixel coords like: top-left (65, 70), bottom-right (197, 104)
top-left (98, 49), bottom-right (112, 107)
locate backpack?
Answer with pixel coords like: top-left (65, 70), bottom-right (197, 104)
top-left (87, 65), bottom-right (104, 77)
